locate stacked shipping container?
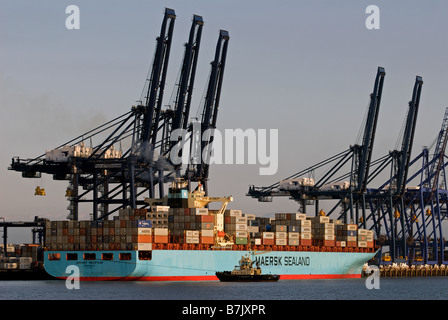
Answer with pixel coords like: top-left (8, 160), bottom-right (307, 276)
top-left (335, 223), bottom-right (357, 247)
top-left (169, 207), bottom-right (214, 244)
top-left (224, 210), bottom-right (248, 245)
top-left (44, 206), bottom-right (375, 251)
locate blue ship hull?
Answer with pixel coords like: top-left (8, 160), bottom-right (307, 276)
top-left (44, 249), bottom-right (376, 281)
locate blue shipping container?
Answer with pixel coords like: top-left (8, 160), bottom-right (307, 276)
top-left (138, 220), bottom-right (152, 228)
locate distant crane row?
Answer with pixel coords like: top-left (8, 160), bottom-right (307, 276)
top-left (248, 68), bottom-right (448, 265)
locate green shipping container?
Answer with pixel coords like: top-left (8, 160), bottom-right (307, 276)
top-left (235, 237), bottom-right (248, 245)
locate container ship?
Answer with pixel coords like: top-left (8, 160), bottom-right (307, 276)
top-left (43, 180), bottom-right (378, 281)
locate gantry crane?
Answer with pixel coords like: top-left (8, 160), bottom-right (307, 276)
top-left (363, 76), bottom-right (423, 263)
top-left (247, 67), bottom-right (386, 224)
top-left (185, 30), bottom-right (230, 196)
top-left (9, 9), bottom-right (230, 222)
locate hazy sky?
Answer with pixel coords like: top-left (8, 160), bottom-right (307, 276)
top-left (1, 1), bottom-right (448, 242)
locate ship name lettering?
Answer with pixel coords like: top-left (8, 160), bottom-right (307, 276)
top-left (255, 255), bottom-right (309, 267)
top-left (284, 256), bottom-right (310, 266)
top-left (256, 256), bottom-right (282, 266)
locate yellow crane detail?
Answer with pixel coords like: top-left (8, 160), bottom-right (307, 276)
top-left (34, 186), bottom-right (46, 196)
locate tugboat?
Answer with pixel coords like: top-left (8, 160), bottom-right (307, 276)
top-left (215, 254), bottom-right (280, 282)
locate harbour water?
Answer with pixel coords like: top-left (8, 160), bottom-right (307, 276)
top-left (1, 277), bottom-right (447, 300)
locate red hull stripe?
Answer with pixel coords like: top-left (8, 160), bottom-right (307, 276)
top-left (57, 274), bottom-right (361, 281)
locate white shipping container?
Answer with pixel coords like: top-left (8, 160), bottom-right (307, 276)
top-left (294, 213), bottom-right (307, 220)
top-left (201, 230), bottom-right (214, 237)
top-left (247, 226), bottom-right (259, 233)
top-left (275, 238), bottom-right (287, 246)
top-left (235, 224), bottom-right (247, 231)
top-left (358, 229), bottom-right (374, 236)
top-left (235, 231), bottom-right (248, 238)
top-left (19, 257), bottom-right (33, 264)
top-left (154, 228), bottom-right (168, 236)
top-left (324, 235), bottom-right (335, 240)
top-left (246, 214), bottom-right (256, 220)
top-left (262, 232), bottom-right (275, 239)
top-left (186, 237), bottom-right (199, 244)
top-left (152, 205), bottom-right (170, 212)
top-left (275, 232), bottom-right (287, 239)
top-left (138, 228), bottom-right (152, 235)
top-left (137, 243), bottom-right (152, 251)
top-left (358, 241), bottom-right (368, 248)
top-left (191, 208), bottom-right (209, 215)
top-left (254, 238), bottom-right (262, 245)
top-left (314, 216), bottom-right (330, 223)
top-left (235, 217), bottom-right (247, 224)
top-left (288, 233), bottom-right (300, 239)
top-left (301, 227), bottom-right (312, 233)
top-left (300, 220), bottom-right (311, 227)
top-left (346, 236), bottom-right (357, 242)
top-left (19, 263), bottom-right (31, 270)
top-left (225, 210), bottom-right (243, 217)
top-left (301, 233), bottom-right (312, 240)
top-left (346, 224), bottom-right (357, 231)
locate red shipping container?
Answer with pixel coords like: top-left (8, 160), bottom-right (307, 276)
top-left (347, 241), bottom-right (357, 247)
top-left (138, 235), bottom-right (153, 243)
top-left (68, 236), bottom-right (74, 244)
top-left (323, 240), bottom-right (335, 247)
top-left (154, 235), bottom-right (169, 243)
top-left (197, 215), bottom-right (214, 223)
top-left (367, 241), bottom-right (374, 248)
top-left (262, 238), bottom-right (275, 245)
top-left (300, 239), bottom-right (312, 246)
top-left (200, 236), bottom-right (214, 244)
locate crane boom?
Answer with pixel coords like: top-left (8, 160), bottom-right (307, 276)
top-left (186, 30), bottom-right (230, 195)
top-left (353, 66), bottom-right (386, 193)
top-left (396, 76), bottom-right (423, 195)
top-left (142, 8), bottom-right (176, 147)
top-left (171, 15), bottom-right (204, 134)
